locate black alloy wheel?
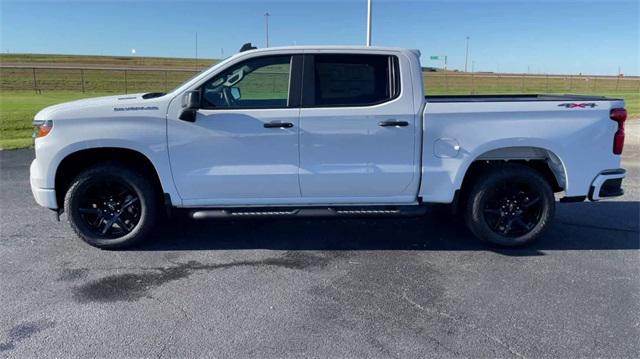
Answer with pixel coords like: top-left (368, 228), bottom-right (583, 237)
top-left (76, 178), bottom-right (141, 238)
top-left (481, 180), bottom-right (543, 237)
top-left (64, 163), bottom-right (158, 249)
top-left (464, 163), bottom-right (555, 247)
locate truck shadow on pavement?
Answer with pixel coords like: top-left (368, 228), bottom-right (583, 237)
top-left (135, 201), bottom-right (639, 256)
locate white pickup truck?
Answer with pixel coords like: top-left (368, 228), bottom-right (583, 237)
top-left (30, 45), bottom-right (628, 249)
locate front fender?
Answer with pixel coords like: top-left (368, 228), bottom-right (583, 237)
top-left (34, 117), bottom-right (182, 206)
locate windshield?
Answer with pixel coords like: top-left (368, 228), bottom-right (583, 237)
top-left (167, 59), bottom-right (231, 95)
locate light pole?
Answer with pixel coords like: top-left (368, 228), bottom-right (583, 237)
top-left (195, 32), bottom-right (198, 71)
top-left (264, 12), bottom-right (270, 47)
top-left (464, 36), bottom-right (470, 72)
top-left (366, 0), bottom-right (372, 46)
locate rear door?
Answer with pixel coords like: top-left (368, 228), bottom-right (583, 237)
top-left (298, 53), bottom-right (419, 203)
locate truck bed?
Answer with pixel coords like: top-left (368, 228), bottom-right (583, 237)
top-left (425, 94), bottom-right (622, 103)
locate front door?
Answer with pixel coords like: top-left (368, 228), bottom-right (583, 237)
top-left (167, 55), bottom-right (302, 206)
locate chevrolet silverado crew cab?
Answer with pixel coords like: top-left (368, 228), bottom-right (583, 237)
top-left (30, 45), bottom-right (628, 249)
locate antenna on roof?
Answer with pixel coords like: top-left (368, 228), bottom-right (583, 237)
top-left (239, 43), bottom-right (257, 52)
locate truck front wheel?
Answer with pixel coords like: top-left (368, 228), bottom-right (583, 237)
top-left (63, 163), bottom-right (159, 249)
top-left (464, 164), bottom-right (555, 247)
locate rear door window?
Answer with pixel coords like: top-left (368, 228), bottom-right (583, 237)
top-left (311, 54), bottom-right (398, 107)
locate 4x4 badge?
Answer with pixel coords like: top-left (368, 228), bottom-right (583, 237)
top-left (558, 103), bottom-right (597, 108)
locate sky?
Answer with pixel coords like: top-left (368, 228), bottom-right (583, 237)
top-left (1, 0), bottom-right (638, 75)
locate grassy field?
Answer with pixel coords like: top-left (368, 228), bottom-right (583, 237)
top-left (0, 91), bottom-right (113, 149)
top-left (0, 53), bottom-right (216, 69)
top-left (1, 54), bottom-right (638, 150)
top-left (424, 73), bottom-right (640, 117)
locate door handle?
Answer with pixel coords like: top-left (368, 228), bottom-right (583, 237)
top-left (378, 120), bottom-right (409, 127)
top-left (264, 121), bottom-right (294, 128)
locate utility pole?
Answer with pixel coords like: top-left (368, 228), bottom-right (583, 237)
top-left (366, 0), bottom-right (373, 46)
top-left (264, 12), bottom-right (270, 47)
top-left (195, 32), bottom-right (198, 71)
top-left (464, 36), bottom-right (470, 72)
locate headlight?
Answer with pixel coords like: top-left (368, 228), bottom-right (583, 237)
top-left (33, 120), bottom-right (53, 139)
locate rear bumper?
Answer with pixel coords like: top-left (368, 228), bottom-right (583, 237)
top-left (30, 160), bottom-right (58, 209)
top-left (588, 169), bottom-right (625, 201)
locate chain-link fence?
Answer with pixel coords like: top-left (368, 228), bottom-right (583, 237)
top-left (1, 66), bottom-right (639, 95)
top-left (424, 72), bottom-right (640, 95)
top-left (0, 67), bottom-right (200, 94)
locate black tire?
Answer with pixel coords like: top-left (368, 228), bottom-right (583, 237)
top-left (464, 163), bottom-right (555, 247)
top-left (64, 163), bottom-right (159, 249)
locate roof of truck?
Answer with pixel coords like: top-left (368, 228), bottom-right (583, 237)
top-left (239, 45), bottom-right (421, 56)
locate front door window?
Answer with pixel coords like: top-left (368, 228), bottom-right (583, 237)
top-left (201, 55), bottom-right (292, 109)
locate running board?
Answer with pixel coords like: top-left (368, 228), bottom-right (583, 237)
top-left (190, 206), bottom-right (427, 220)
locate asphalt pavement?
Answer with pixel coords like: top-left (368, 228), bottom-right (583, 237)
top-left (0, 123), bottom-right (638, 358)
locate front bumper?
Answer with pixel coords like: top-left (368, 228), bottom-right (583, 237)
top-left (30, 160), bottom-right (58, 209)
top-left (588, 169), bottom-right (626, 201)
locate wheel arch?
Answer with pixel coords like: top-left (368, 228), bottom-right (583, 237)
top-left (54, 147), bottom-right (167, 209)
top-left (451, 145), bottom-right (568, 212)
top-left (474, 146), bottom-right (565, 189)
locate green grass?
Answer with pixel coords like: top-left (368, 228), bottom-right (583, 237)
top-left (603, 92), bottom-right (639, 115)
top-left (0, 91), bottom-right (111, 149)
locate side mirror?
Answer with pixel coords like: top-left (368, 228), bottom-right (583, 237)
top-left (182, 90), bottom-right (201, 109)
top-left (179, 91), bottom-right (200, 122)
top-left (230, 87), bottom-right (241, 100)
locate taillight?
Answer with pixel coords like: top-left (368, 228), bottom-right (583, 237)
top-left (610, 108), bottom-right (626, 155)
top-left (33, 120), bottom-right (53, 139)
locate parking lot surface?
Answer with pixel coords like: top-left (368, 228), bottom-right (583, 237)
top-left (1, 123), bottom-right (638, 358)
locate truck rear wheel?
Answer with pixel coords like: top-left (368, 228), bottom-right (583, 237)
top-left (64, 163), bottom-right (158, 249)
top-left (464, 164), bottom-right (555, 247)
